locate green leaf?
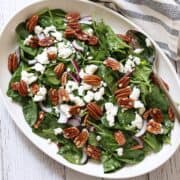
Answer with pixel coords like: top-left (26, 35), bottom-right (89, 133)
top-left (23, 99), bottom-right (38, 126)
top-left (143, 133), bottom-right (162, 152)
top-left (88, 132), bottom-right (99, 146)
top-left (58, 137), bottom-right (82, 164)
top-left (145, 84), bottom-right (169, 112)
top-left (118, 149), bottom-right (145, 164)
top-left (101, 151), bottom-right (123, 173)
top-left (16, 22), bottom-right (29, 40)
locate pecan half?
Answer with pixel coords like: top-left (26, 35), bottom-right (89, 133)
top-left (63, 127), bottom-right (80, 139)
top-left (103, 57), bottom-right (121, 71)
top-left (38, 37), bottom-right (54, 47)
top-left (85, 145), bottom-right (101, 160)
top-left (114, 131), bottom-right (126, 146)
top-left (69, 105), bottom-right (81, 115)
top-left (117, 34), bottom-right (132, 43)
top-left (64, 28), bottom-right (76, 38)
top-left (115, 86), bottom-right (132, 99)
top-left (61, 72), bottom-right (68, 86)
top-left (48, 88), bottom-right (59, 105)
top-left (54, 63), bottom-right (65, 78)
top-left (147, 119), bottom-right (163, 135)
top-left (34, 111), bottom-right (45, 129)
top-left (83, 75), bottom-right (101, 86)
top-left (26, 15), bottom-right (39, 32)
top-left (87, 102), bottom-right (103, 120)
top-left (143, 108), bottom-right (163, 123)
top-left (30, 83), bottom-right (39, 95)
top-left (28, 36), bottom-right (39, 48)
top-left (74, 129), bottom-right (89, 148)
top-left (18, 80), bottom-right (28, 96)
top-left (67, 22), bottom-right (81, 31)
top-left (117, 98), bottom-right (134, 109)
top-left (75, 31), bottom-right (89, 41)
top-left (58, 88), bottom-right (69, 102)
top-left (117, 75), bottom-right (130, 88)
top-left (48, 52), bottom-right (57, 60)
top-left (168, 106), bottom-right (175, 121)
top-left (8, 52), bottom-right (18, 73)
top-left (87, 36), bottom-right (99, 46)
top-left (11, 82), bottom-right (19, 91)
top-left (66, 12), bottom-right (80, 22)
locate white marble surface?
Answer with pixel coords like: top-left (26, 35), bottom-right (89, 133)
top-left (0, 0), bottom-right (180, 180)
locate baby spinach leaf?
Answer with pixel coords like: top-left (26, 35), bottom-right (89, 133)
top-left (16, 22), bottom-right (29, 40)
top-left (58, 137), bottom-right (82, 164)
top-left (88, 132), bottom-right (99, 146)
top-left (41, 68), bottom-right (60, 86)
top-left (118, 149), bottom-right (145, 164)
top-left (101, 151), bottom-right (123, 173)
top-left (23, 99), bottom-right (38, 126)
top-left (145, 84), bottom-right (169, 112)
top-left (143, 133), bottom-right (162, 152)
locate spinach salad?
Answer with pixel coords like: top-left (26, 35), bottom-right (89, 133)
top-left (7, 9), bottom-right (175, 173)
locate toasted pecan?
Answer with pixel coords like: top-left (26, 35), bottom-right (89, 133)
top-left (74, 129), bottom-right (89, 148)
top-left (85, 145), bottom-right (101, 160)
top-left (83, 75), bottom-right (101, 86)
top-left (8, 52), bottom-right (18, 73)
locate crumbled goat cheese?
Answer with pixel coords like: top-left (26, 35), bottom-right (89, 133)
top-left (36, 50), bottom-right (49, 64)
top-left (139, 107), bottom-right (146, 115)
top-left (96, 135), bottom-right (101, 141)
top-left (69, 94), bottom-right (85, 106)
top-left (131, 113), bottom-right (143, 129)
top-left (58, 42), bottom-right (74, 58)
top-left (133, 56), bottom-right (141, 65)
top-left (145, 38), bottom-right (152, 47)
top-left (51, 31), bottom-right (63, 41)
top-left (105, 102), bottom-right (118, 127)
top-left (43, 25), bottom-right (56, 36)
top-left (85, 64), bottom-right (98, 75)
top-left (130, 86), bottom-right (140, 100)
top-left (24, 35), bottom-right (33, 45)
top-left (54, 128), bottom-right (63, 135)
top-left (79, 69), bottom-right (88, 79)
top-left (58, 104), bottom-right (71, 123)
top-left (84, 91), bottom-right (94, 103)
top-left (47, 46), bottom-right (58, 54)
top-left (134, 100), bottom-right (144, 109)
top-left (32, 63), bottom-right (45, 74)
top-left (33, 87), bottom-right (47, 102)
top-left (134, 48), bottom-right (144, 54)
top-left (65, 80), bottom-right (79, 93)
top-left (21, 70), bottom-right (38, 85)
top-left (94, 87), bottom-right (105, 101)
top-left (116, 148), bottom-right (123, 156)
top-left (87, 56), bottom-right (93, 60)
top-left (34, 25), bottom-right (43, 35)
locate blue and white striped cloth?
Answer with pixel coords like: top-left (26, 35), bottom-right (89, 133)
top-left (89, 0), bottom-right (180, 61)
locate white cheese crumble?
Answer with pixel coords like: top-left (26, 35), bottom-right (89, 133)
top-left (24, 35), bottom-right (33, 45)
top-left (79, 69), bottom-right (88, 79)
top-left (131, 113), bottom-right (143, 129)
top-left (134, 100), bottom-right (144, 109)
top-left (34, 25), bottom-right (43, 35)
top-left (21, 70), bottom-right (38, 85)
top-left (85, 64), bottom-right (98, 75)
top-left (36, 50), bottom-right (49, 65)
top-left (145, 38), bottom-right (152, 47)
top-left (51, 31), bottom-right (63, 41)
top-left (54, 127), bottom-right (63, 135)
top-left (58, 104), bottom-right (71, 124)
top-left (116, 148), bottom-right (123, 156)
top-left (32, 63), bottom-right (45, 74)
top-left (94, 87), bottom-right (105, 101)
top-left (84, 91), bottom-right (94, 103)
top-left (69, 94), bottom-right (85, 106)
top-left (43, 25), bottom-right (56, 36)
top-left (130, 86), bottom-right (140, 100)
top-left (96, 135), bottom-right (101, 141)
top-left (65, 80), bottom-right (79, 93)
top-left (57, 42), bottom-right (74, 59)
top-left (134, 48), bottom-right (144, 54)
top-left (105, 102), bottom-right (118, 127)
top-left (33, 87), bottom-right (47, 102)
top-left (47, 46), bottom-right (58, 54)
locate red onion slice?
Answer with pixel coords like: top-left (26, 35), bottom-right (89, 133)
top-left (70, 59), bottom-right (81, 82)
top-left (67, 72), bottom-right (80, 83)
top-left (135, 120), bottom-right (147, 137)
top-left (81, 16), bottom-right (92, 21)
top-left (80, 150), bottom-right (88, 164)
top-left (67, 117), bottom-right (81, 127)
top-left (72, 40), bottom-right (84, 52)
top-left (132, 136), bottom-right (144, 147)
top-left (79, 16), bottom-right (92, 25)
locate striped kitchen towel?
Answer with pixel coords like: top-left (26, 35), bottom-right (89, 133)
top-left (89, 0), bottom-right (180, 61)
